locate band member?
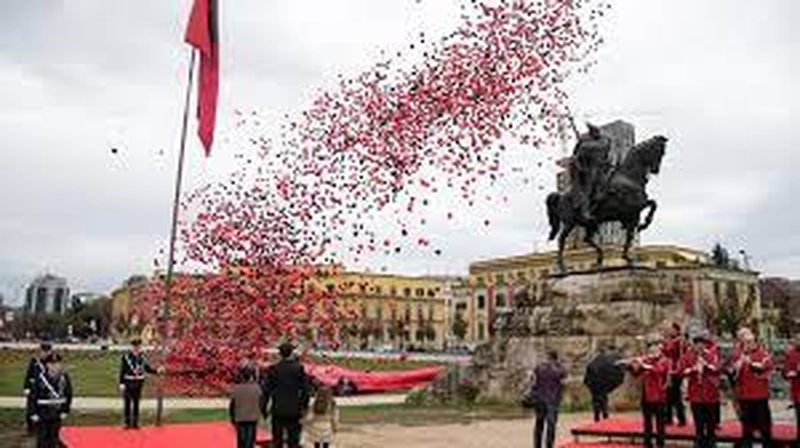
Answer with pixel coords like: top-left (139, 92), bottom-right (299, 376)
top-left (30, 353), bottom-right (72, 448)
top-left (680, 330), bottom-right (721, 448)
top-left (118, 338), bottom-right (158, 429)
top-left (23, 342), bottom-right (52, 435)
top-left (782, 333), bottom-right (800, 446)
top-left (662, 323), bottom-right (687, 426)
top-left (622, 337), bottom-right (671, 448)
top-left (729, 327), bottom-right (773, 448)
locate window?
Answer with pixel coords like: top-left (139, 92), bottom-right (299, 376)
top-left (403, 287), bottom-right (411, 297)
top-left (415, 288), bottom-right (425, 297)
top-left (656, 261), bottom-right (667, 269)
top-left (495, 274), bottom-right (505, 284)
top-left (477, 295), bottom-right (486, 309)
top-left (428, 304), bottom-right (434, 320)
top-left (495, 293), bottom-right (506, 308)
top-left (427, 289), bottom-right (435, 298)
top-left (35, 287), bottom-right (47, 313)
top-left (326, 284), bottom-right (335, 293)
top-left (517, 271), bottom-right (526, 280)
top-left (390, 286), bottom-right (397, 296)
top-left (478, 324), bottom-right (485, 340)
top-left (376, 306), bottom-right (383, 321)
top-left (404, 305), bottom-right (411, 322)
top-left (375, 286), bottom-right (382, 295)
top-left (455, 303), bottom-right (467, 312)
top-left (540, 269), bottom-right (549, 278)
top-left (53, 288), bottom-right (65, 314)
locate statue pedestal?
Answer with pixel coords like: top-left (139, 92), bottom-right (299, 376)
top-left (471, 268), bottom-right (691, 409)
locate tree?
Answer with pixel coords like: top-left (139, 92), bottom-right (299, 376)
top-left (703, 281), bottom-right (756, 337)
top-left (452, 311), bottom-right (468, 341)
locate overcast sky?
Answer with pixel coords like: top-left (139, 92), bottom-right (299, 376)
top-left (0, 0), bottom-right (798, 304)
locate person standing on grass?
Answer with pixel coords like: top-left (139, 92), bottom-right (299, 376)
top-left (623, 337), bottom-right (670, 448)
top-left (662, 323), bottom-right (687, 426)
top-left (729, 327), bottom-right (773, 448)
top-left (118, 338), bottom-right (159, 429)
top-left (30, 353), bottom-right (72, 448)
top-left (229, 364), bottom-right (267, 448)
top-left (23, 342), bottom-right (52, 435)
top-left (529, 350), bottom-right (567, 448)
top-left (263, 342), bottom-right (311, 448)
top-left (304, 385), bottom-right (339, 448)
top-left (782, 333), bottom-right (800, 447)
top-left (680, 330), bottom-right (721, 448)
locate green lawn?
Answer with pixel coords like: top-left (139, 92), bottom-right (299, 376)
top-left (0, 349), bottom-right (439, 397)
top-left (0, 348), bottom-right (126, 397)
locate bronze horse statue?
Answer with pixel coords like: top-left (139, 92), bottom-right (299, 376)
top-left (546, 135), bottom-right (667, 272)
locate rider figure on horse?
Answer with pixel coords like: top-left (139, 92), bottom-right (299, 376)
top-left (569, 123), bottom-right (612, 223)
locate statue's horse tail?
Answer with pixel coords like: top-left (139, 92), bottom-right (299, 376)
top-left (546, 192), bottom-right (561, 241)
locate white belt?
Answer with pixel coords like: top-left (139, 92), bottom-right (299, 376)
top-left (124, 375), bottom-right (145, 381)
top-left (37, 398), bottom-right (66, 405)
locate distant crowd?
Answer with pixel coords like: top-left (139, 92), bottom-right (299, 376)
top-left (525, 324), bottom-right (800, 448)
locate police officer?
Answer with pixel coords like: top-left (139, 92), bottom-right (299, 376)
top-left (23, 342), bottom-right (52, 435)
top-left (118, 338), bottom-right (158, 429)
top-left (30, 353), bottom-right (72, 448)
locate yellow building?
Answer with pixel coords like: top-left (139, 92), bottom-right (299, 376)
top-left (463, 244), bottom-right (762, 342)
top-left (311, 268), bottom-right (461, 351)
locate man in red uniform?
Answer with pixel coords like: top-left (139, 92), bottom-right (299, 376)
top-left (680, 330), bottom-right (721, 448)
top-left (730, 327), bottom-right (773, 448)
top-left (662, 322), bottom-right (687, 426)
top-left (782, 333), bottom-right (800, 446)
top-left (624, 337), bottom-right (671, 448)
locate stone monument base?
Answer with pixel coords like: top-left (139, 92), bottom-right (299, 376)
top-left (469, 267), bottom-right (692, 409)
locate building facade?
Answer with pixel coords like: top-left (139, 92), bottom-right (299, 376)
top-left (311, 269), bottom-right (461, 351)
top-left (24, 274), bottom-right (70, 315)
top-left (464, 244), bottom-right (762, 342)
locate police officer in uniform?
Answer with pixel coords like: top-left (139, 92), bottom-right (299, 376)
top-left (118, 338), bottom-right (158, 429)
top-left (30, 353), bottom-right (72, 448)
top-left (23, 342), bottom-right (52, 435)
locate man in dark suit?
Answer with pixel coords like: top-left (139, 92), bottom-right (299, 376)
top-left (118, 338), bottom-right (159, 429)
top-left (262, 342), bottom-right (310, 448)
top-left (23, 342), bottom-right (52, 435)
top-left (30, 353), bottom-right (72, 448)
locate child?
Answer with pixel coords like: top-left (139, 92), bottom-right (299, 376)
top-left (229, 365), bottom-right (266, 448)
top-left (305, 386), bottom-right (339, 448)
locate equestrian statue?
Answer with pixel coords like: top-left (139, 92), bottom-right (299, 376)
top-left (546, 124), bottom-right (667, 273)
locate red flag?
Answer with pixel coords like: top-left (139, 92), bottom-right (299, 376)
top-left (184, 0), bottom-right (219, 155)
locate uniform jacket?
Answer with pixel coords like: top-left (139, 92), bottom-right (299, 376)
top-left (679, 343), bottom-right (721, 404)
top-left (119, 351), bottom-right (156, 385)
top-left (31, 371), bottom-right (72, 422)
top-left (662, 336), bottom-right (685, 374)
top-left (262, 359), bottom-right (310, 419)
top-left (782, 345), bottom-right (800, 403)
top-left (731, 344), bottom-right (773, 401)
top-left (630, 355), bottom-right (670, 404)
top-left (23, 356), bottom-right (46, 393)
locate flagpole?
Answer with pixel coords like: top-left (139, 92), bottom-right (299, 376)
top-left (156, 49), bottom-right (197, 427)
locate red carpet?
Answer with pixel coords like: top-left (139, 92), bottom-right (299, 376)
top-left (571, 417), bottom-right (796, 444)
top-left (61, 422), bottom-right (271, 448)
